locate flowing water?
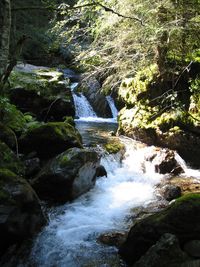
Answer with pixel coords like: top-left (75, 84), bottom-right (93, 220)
top-left (28, 81), bottom-right (200, 267)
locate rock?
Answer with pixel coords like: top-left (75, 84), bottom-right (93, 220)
top-left (146, 148), bottom-right (184, 175)
top-left (0, 169), bottom-right (46, 255)
top-left (82, 76), bottom-right (112, 118)
top-left (32, 148), bottom-right (100, 203)
top-left (0, 141), bottom-right (24, 176)
top-left (0, 123), bottom-right (16, 149)
top-left (9, 87), bottom-right (75, 121)
top-left (24, 157), bottom-right (40, 178)
top-left (119, 193), bottom-right (200, 265)
top-left (133, 233), bottom-right (189, 267)
top-left (95, 165), bottom-right (107, 177)
top-left (62, 68), bottom-right (80, 82)
top-left (19, 122), bottom-right (82, 159)
top-left (184, 240), bottom-right (200, 258)
top-left (104, 140), bottom-right (125, 155)
top-left (98, 232), bottom-right (127, 248)
top-left (163, 185), bottom-right (182, 201)
top-left (44, 98), bottom-right (75, 121)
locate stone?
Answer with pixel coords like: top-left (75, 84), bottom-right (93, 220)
top-left (82, 76), bottom-right (112, 118)
top-left (95, 165), bottom-right (107, 177)
top-left (184, 240), bottom-right (200, 258)
top-left (145, 148), bottom-right (184, 175)
top-left (9, 87), bottom-right (75, 121)
top-left (32, 148), bottom-right (100, 203)
top-left (98, 232), bottom-right (127, 248)
top-left (119, 193), bottom-right (200, 265)
top-left (133, 233), bottom-right (189, 267)
top-left (0, 169), bottom-right (46, 255)
top-left (163, 185), bottom-right (182, 201)
top-left (19, 122), bottom-right (82, 159)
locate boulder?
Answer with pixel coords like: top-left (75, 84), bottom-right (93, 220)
top-left (119, 193), bottom-right (200, 265)
top-left (32, 148), bottom-right (100, 202)
top-left (9, 87), bottom-right (75, 121)
top-left (0, 169), bottom-right (46, 255)
top-left (19, 122), bottom-right (82, 159)
top-left (0, 141), bottom-right (24, 176)
top-left (133, 233), bottom-right (189, 267)
top-left (184, 240), bottom-right (200, 258)
top-left (163, 185), bottom-right (182, 201)
top-left (82, 76), bottom-right (112, 118)
top-left (146, 148), bottom-right (184, 175)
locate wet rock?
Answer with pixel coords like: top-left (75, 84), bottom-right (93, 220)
top-left (95, 165), bottom-right (107, 177)
top-left (184, 240), bottom-right (200, 258)
top-left (98, 232), bottom-right (127, 248)
top-left (119, 193), bottom-right (200, 265)
top-left (133, 233), bottom-right (189, 267)
top-left (0, 169), bottom-right (46, 255)
top-left (82, 76), bottom-right (112, 118)
top-left (146, 148), bottom-right (184, 175)
top-left (32, 148), bottom-right (100, 203)
top-left (19, 122), bottom-right (82, 159)
top-left (163, 185), bottom-right (182, 201)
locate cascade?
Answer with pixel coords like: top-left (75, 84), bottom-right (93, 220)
top-left (28, 74), bottom-right (200, 267)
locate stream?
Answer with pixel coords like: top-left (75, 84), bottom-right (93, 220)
top-left (27, 82), bottom-right (200, 267)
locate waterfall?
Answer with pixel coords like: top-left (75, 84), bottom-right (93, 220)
top-left (73, 93), bottom-right (97, 118)
top-left (106, 96), bottom-right (118, 119)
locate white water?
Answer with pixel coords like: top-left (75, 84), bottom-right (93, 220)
top-left (30, 140), bottom-right (162, 267)
top-left (29, 73), bottom-right (200, 267)
top-left (73, 93), bottom-right (97, 118)
top-left (106, 96), bottom-right (118, 119)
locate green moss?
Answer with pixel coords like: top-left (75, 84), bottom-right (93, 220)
top-left (119, 64), bottom-right (158, 105)
top-left (0, 97), bottom-right (26, 132)
top-left (104, 140), bottom-right (125, 154)
top-left (9, 69), bottom-right (68, 97)
top-left (0, 141), bottom-right (24, 176)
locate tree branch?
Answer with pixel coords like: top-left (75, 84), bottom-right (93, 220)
top-left (12, 2), bottom-right (144, 25)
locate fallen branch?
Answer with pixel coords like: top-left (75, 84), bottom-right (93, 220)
top-left (12, 2), bottom-right (144, 25)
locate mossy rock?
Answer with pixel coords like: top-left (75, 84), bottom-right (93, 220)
top-left (9, 68), bottom-right (67, 97)
top-left (19, 122), bottom-right (82, 159)
top-left (0, 141), bottom-right (24, 176)
top-left (0, 123), bottom-right (16, 149)
top-left (0, 168), bottom-right (46, 254)
top-left (104, 140), bottom-right (125, 154)
top-left (32, 147), bottom-right (100, 203)
top-left (118, 64), bottom-right (158, 105)
top-left (119, 193), bottom-right (200, 265)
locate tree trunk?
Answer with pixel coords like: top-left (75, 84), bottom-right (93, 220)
top-left (0, 0), bottom-right (11, 77)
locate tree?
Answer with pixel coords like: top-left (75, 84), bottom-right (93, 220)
top-left (0, 0), bottom-right (11, 80)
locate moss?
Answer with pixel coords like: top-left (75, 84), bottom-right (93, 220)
top-left (104, 140), bottom-right (125, 154)
top-left (9, 69), bottom-right (68, 97)
top-left (119, 64), bottom-right (158, 105)
top-left (0, 141), bottom-right (24, 176)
